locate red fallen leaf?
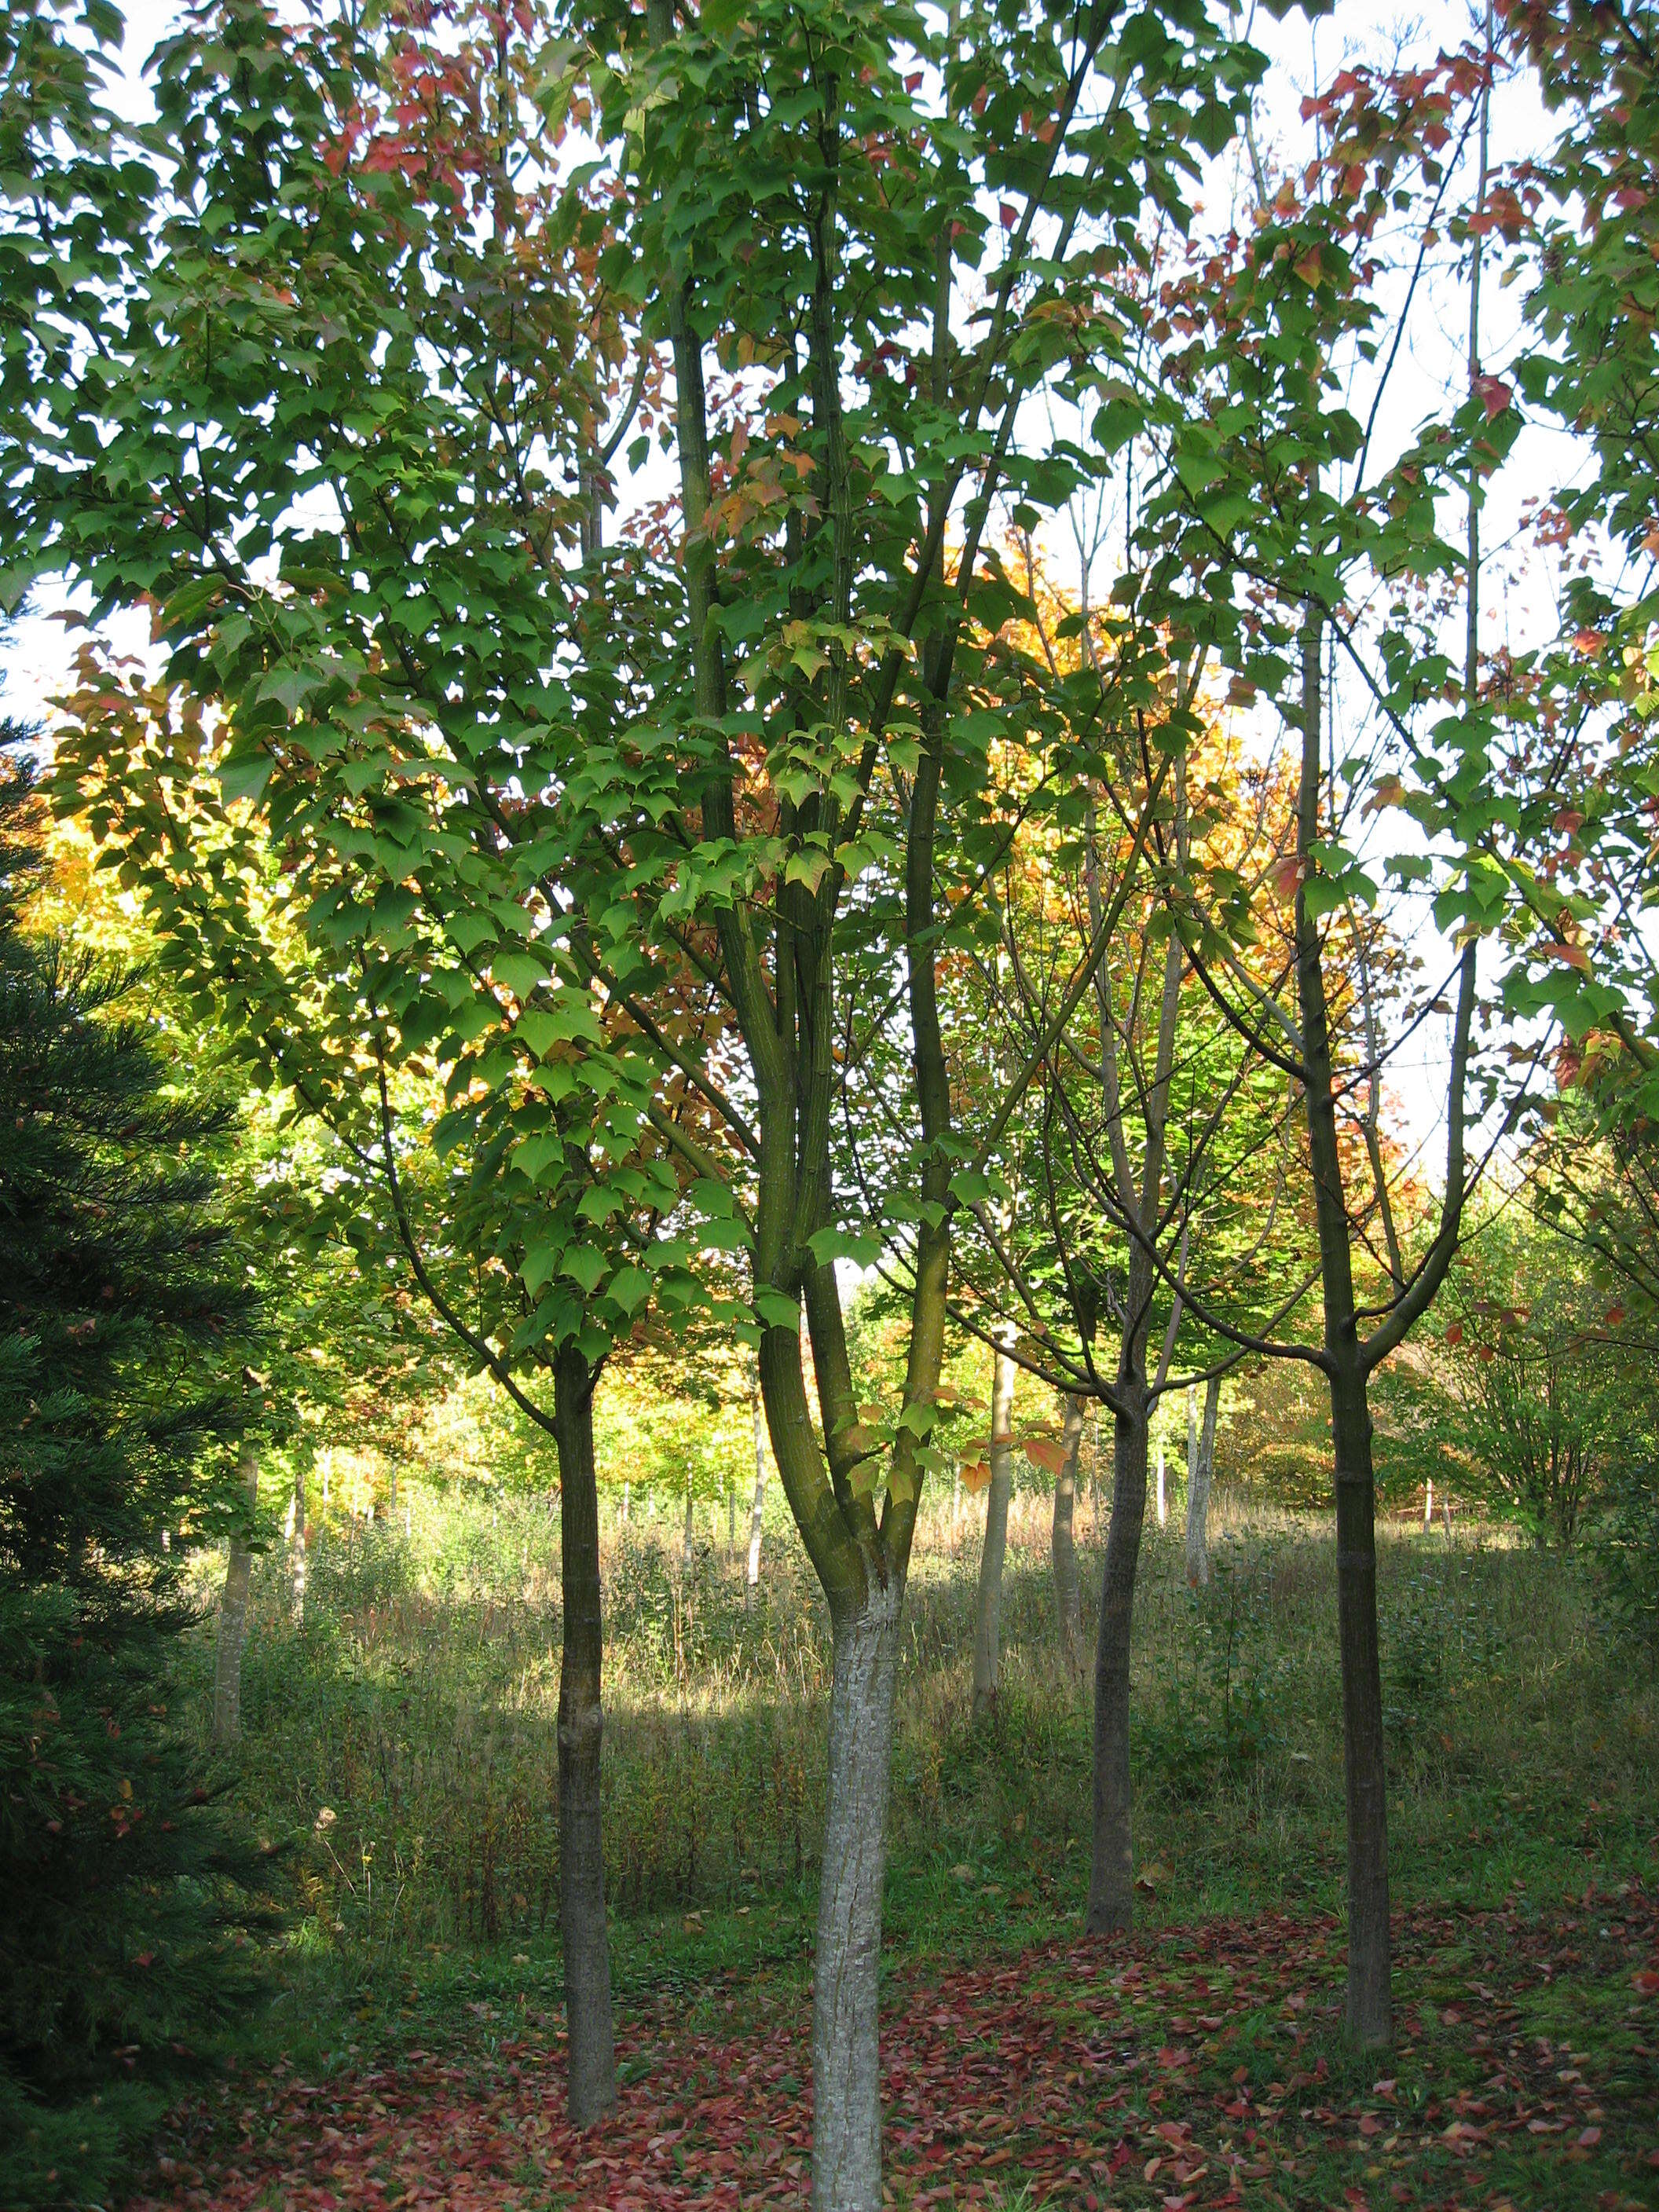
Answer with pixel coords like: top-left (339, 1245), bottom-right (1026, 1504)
top-left (1632, 1968), bottom-right (1659, 1994)
top-left (1357, 2112), bottom-right (1382, 2136)
top-left (1578, 2124), bottom-right (1602, 2146)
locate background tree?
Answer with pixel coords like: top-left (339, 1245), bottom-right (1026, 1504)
top-left (1126, 29), bottom-right (1575, 2043)
top-left (0, 746), bottom-right (269, 2207)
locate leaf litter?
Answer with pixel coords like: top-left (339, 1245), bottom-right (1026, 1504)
top-left (124, 1888), bottom-right (1658, 2211)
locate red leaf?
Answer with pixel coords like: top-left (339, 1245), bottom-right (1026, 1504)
top-left (999, 201), bottom-right (1019, 229)
top-left (1473, 373), bottom-right (1512, 419)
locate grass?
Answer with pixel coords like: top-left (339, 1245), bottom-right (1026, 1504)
top-left (135, 1480), bottom-right (1658, 2210)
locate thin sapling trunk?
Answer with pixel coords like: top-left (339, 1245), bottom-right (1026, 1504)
top-left (747, 1368), bottom-right (767, 1609)
top-left (1053, 1393), bottom-right (1086, 1676)
top-left (212, 1444), bottom-right (259, 1749)
top-left (971, 1338), bottom-right (1016, 1719)
top-left (1185, 1375), bottom-right (1219, 1588)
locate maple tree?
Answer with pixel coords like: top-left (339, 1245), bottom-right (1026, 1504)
top-left (1496, 0), bottom-right (1659, 1115)
top-left (12, 0), bottom-right (1654, 2193)
top-left (4, 0), bottom-right (1269, 2190)
top-left (923, 541), bottom-right (1298, 1935)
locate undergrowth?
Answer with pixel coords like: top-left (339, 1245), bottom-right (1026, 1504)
top-left (189, 1484), bottom-right (1657, 1988)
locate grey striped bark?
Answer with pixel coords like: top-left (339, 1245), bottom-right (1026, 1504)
top-left (970, 1341), bottom-right (1016, 1719)
top-left (1185, 1375), bottom-right (1219, 1588)
top-left (812, 1594), bottom-right (899, 2212)
top-left (212, 1445), bottom-right (260, 1747)
top-left (1053, 1393), bottom-right (1086, 1676)
top-left (553, 1343), bottom-right (617, 2127)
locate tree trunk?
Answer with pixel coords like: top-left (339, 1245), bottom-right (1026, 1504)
top-left (1053, 1393), bottom-right (1085, 1676)
top-left (1088, 1379), bottom-right (1149, 1932)
top-left (1185, 1375), bottom-right (1218, 1588)
top-left (813, 1591), bottom-right (900, 2212)
top-left (552, 1343), bottom-right (617, 2127)
top-left (1328, 1357), bottom-right (1391, 2045)
top-left (970, 1339), bottom-right (1016, 1719)
top-left (291, 1462), bottom-right (307, 1619)
top-left (212, 1445), bottom-right (259, 1748)
top-left (682, 1470), bottom-right (695, 1572)
top-left (1295, 603), bottom-right (1393, 2045)
top-left (745, 1379), bottom-right (767, 1610)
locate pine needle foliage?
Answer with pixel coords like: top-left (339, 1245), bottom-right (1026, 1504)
top-left (0, 741), bottom-right (271, 2208)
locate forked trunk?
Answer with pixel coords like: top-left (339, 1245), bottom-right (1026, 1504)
top-left (1088, 1382), bottom-right (1148, 1932)
top-left (970, 1340), bottom-right (1016, 1719)
top-left (212, 1445), bottom-right (259, 1747)
top-left (1329, 1356), bottom-right (1391, 2044)
top-left (552, 1343), bottom-right (617, 2126)
top-left (1052, 1393), bottom-right (1085, 1676)
top-left (813, 1591), bottom-right (900, 2212)
top-left (1185, 1375), bottom-right (1218, 1588)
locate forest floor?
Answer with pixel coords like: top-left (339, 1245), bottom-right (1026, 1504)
top-left (117, 1498), bottom-right (1659, 2212)
top-left (123, 1874), bottom-right (1659, 2210)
